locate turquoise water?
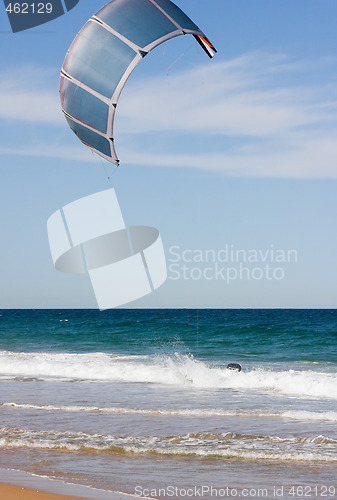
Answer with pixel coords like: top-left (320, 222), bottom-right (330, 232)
top-left (2, 309), bottom-right (337, 361)
top-left (0, 309), bottom-right (337, 499)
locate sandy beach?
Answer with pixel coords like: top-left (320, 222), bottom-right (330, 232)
top-left (0, 483), bottom-right (146, 499)
top-left (0, 469), bottom-right (144, 500)
top-left (0, 482), bottom-right (145, 500)
top-left (0, 483), bottom-right (83, 500)
top-left (0, 483), bottom-right (145, 500)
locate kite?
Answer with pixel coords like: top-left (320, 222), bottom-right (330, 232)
top-left (60, 0), bottom-right (216, 165)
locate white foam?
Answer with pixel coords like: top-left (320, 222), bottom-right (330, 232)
top-left (0, 428), bottom-right (335, 462)
top-left (3, 403), bottom-right (337, 422)
top-left (1, 350), bottom-right (337, 399)
top-left (282, 410), bottom-right (337, 421)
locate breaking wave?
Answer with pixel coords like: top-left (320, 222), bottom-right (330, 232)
top-left (1, 350), bottom-right (337, 399)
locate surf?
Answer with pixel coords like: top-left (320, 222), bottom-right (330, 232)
top-left (1, 350), bottom-right (337, 399)
top-left (0, 427), bottom-right (336, 462)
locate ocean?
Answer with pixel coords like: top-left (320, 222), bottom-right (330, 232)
top-left (0, 309), bottom-right (336, 499)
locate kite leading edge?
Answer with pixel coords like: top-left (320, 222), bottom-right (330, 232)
top-left (59, 0), bottom-right (216, 166)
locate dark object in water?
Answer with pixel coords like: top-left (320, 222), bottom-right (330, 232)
top-left (226, 363), bottom-right (242, 372)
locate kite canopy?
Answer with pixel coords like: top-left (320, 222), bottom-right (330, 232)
top-left (60, 0), bottom-right (216, 166)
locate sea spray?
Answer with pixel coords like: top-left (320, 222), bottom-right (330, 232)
top-left (1, 350), bottom-right (337, 399)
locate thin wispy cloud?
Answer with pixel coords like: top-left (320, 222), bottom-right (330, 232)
top-left (116, 52), bottom-right (337, 178)
top-left (1, 54), bottom-right (336, 178)
top-left (0, 65), bottom-right (62, 124)
top-left (121, 132), bottom-right (337, 179)
top-left (117, 52), bottom-right (337, 136)
top-left (0, 143), bottom-right (93, 162)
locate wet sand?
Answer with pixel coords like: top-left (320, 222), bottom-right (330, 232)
top-left (0, 469), bottom-right (146, 500)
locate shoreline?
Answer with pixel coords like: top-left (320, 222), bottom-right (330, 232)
top-left (0, 469), bottom-right (146, 500)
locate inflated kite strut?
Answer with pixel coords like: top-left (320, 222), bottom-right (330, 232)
top-left (59, 0), bottom-right (216, 166)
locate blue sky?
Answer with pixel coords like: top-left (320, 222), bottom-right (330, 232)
top-left (0, 0), bottom-right (337, 308)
